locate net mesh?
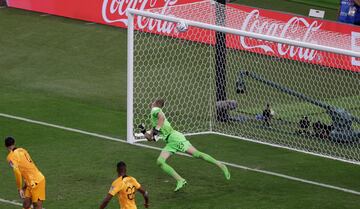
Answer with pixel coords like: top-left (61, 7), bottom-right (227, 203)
top-left (131, 0), bottom-right (360, 163)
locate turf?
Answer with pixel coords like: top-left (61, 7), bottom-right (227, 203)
top-left (0, 204), bottom-right (19, 209)
top-left (1, 5), bottom-right (360, 209)
top-left (287, 0), bottom-right (340, 10)
top-left (2, 116), bottom-right (360, 209)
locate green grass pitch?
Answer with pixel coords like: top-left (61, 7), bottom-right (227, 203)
top-left (1, 4), bottom-right (360, 209)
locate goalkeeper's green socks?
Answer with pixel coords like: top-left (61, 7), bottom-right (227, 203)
top-left (193, 150), bottom-right (231, 180)
top-left (157, 157), bottom-right (184, 181)
top-left (157, 157), bottom-right (187, 191)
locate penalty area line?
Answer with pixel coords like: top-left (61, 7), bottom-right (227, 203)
top-left (0, 198), bottom-right (47, 208)
top-left (1, 112), bottom-right (360, 197)
top-left (0, 198), bottom-right (22, 207)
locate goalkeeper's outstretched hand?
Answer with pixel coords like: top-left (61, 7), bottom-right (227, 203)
top-left (138, 123), bottom-right (155, 142)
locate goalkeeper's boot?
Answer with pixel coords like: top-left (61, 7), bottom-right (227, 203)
top-left (221, 164), bottom-right (231, 180)
top-left (174, 179), bottom-right (187, 192)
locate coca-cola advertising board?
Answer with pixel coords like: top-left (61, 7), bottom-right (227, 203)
top-left (6, 0), bottom-right (202, 28)
top-left (7, 0), bottom-right (360, 72)
top-left (229, 4), bottom-right (360, 72)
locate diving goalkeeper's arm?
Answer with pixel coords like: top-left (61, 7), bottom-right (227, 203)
top-left (139, 112), bottom-right (165, 141)
top-left (138, 124), bottom-right (154, 141)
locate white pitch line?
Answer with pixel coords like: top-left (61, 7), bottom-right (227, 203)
top-left (85, 22), bottom-right (96, 25)
top-left (1, 112), bottom-right (360, 196)
top-left (40, 14), bottom-right (50, 17)
top-left (0, 198), bottom-right (46, 209)
top-left (0, 198), bottom-right (22, 206)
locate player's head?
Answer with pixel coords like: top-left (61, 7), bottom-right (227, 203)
top-left (4, 136), bottom-right (15, 150)
top-left (117, 161), bottom-right (127, 175)
top-left (151, 98), bottom-right (165, 108)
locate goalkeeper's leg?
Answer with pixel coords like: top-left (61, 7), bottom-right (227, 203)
top-left (157, 150), bottom-right (187, 191)
top-left (186, 146), bottom-right (230, 180)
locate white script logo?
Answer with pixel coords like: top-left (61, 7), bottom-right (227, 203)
top-left (102, 0), bottom-right (177, 34)
top-left (240, 10), bottom-right (322, 61)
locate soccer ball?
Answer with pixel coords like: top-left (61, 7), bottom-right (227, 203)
top-left (176, 21), bottom-right (188, 33)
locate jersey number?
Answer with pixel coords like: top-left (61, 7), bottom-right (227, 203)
top-left (177, 142), bottom-right (184, 150)
top-left (126, 186), bottom-right (136, 200)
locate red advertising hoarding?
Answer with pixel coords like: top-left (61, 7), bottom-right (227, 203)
top-left (7, 0), bottom-right (360, 71)
top-left (228, 4), bottom-right (360, 71)
top-left (7, 0), bottom-right (201, 28)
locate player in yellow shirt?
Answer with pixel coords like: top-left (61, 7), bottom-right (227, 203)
top-left (5, 136), bottom-right (46, 209)
top-left (99, 161), bottom-right (149, 209)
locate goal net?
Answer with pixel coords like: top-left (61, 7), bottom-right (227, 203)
top-left (127, 0), bottom-right (360, 164)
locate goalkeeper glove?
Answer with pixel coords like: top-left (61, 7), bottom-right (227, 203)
top-left (138, 123), bottom-right (146, 134)
top-left (152, 128), bottom-right (160, 136)
top-left (152, 128), bottom-right (161, 142)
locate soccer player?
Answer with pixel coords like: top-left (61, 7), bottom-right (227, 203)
top-left (4, 136), bottom-right (46, 209)
top-left (139, 99), bottom-right (230, 192)
top-left (99, 161), bottom-right (149, 209)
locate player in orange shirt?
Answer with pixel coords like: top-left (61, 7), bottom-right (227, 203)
top-left (5, 136), bottom-right (46, 209)
top-left (99, 161), bottom-right (149, 209)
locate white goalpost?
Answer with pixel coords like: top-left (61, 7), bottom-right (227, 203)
top-left (127, 0), bottom-right (360, 164)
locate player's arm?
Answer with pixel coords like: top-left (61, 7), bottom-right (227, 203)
top-left (138, 124), bottom-right (155, 141)
top-left (7, 159), bottom-right (22, 190)
top-left (151, 112), bottom-right (164, 139)
top-left (144, 130), bottom-right (155, 142)
top-left (155, 112), bottom-right (165, 130)
top-left (19, 179), bottom-right (27, 199)
top-left (99, 194), bottom-right (113, 209)
top-left (138, 111), bottom-right (164, 141)
top-left (13, 167), bottom-right (23, 190)
top-left (100, 181), bottom-right (124, 209)
top-left (8, 159), bottom-right (25, 198)
top-left (137, 187), bottom-right (149, 208)
top-left (14, 167), bottom-right (26, 198)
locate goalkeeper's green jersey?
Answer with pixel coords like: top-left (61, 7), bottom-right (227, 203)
top-left (151, 107), bottom-right (175, 141)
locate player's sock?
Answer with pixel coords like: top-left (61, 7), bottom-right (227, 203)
top-left (193, 151), bottom-right (217, 164)
top-left (193, 151), bottom-right (231, 180)
top-left (157, 157), bottom-right (184, 181)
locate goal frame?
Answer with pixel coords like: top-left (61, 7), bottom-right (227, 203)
top-left (126, 8), bottom-right (360, 165)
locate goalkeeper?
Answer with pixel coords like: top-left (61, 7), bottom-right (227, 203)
top-left (139, 99), bottom-right (230, 192)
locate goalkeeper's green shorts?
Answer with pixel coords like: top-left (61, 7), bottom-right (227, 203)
top-left (162, 131), bottom-right (192, 153)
